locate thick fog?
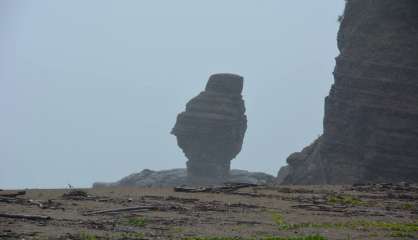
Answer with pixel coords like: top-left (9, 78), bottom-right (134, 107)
top-left (0, 1), bottom-right (345, 188)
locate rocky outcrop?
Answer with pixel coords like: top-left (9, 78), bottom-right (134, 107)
top-left (171, 74), bottom-right (247, 184)
top-left (280, 0), bottom-right (418, 184)
top-left (92, 169), bottom-right (274, 187)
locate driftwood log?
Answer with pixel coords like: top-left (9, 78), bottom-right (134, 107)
top-left (83, 205), bottom-right (160, 215)
top-left (0, 197), bottom-right (26, 204)
top-left (0, 191), bottom-right (26, 198)
top-left (0, 213), bottom-right (51, 220)
top-left (291, 204), bottom-right (347, 212)
top-left (174, 183), bottom-right (258, 193)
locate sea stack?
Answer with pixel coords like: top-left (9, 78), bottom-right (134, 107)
top-left (279, 0), bottom-right (418, 184)
top-left (171, 73), bottom-right (247, 184)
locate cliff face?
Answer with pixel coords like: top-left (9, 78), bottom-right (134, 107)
top-left (281, 0), bottom-right (418, 184)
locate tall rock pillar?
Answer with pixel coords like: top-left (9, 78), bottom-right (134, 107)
top-left (172, 73), bottom-right (247, 184)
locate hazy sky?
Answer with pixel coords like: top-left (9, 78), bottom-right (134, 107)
top-left (0, 1), bottom-right (345, 189)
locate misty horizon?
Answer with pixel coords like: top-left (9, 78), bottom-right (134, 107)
top-left (1, 1), bottom-right (345, 189)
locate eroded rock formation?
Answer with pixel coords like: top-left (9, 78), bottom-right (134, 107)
top-left (279, 0), bottom-right (418, 184)
top-left (171, 73), bottom-right (247, 184)
top-left (92, 169), bottom-right (274, 187)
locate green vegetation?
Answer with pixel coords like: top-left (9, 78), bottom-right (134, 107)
top-left (33, 235), bottom-right (48, 240)
top-left (103, 232), bottom-right (145, 240)
top-left (183, 236), bottom-right (327, 240)
top-left (171, 226), bottom-right (185, 233)
top-left (271, 212), bottom-right (292, 230)
top-left (400, 203), bottom-right (415, 211)
top-left (327, 194), bottom-right (364, 206)
top-left (263, 236), bottom-right (326, 240)
top-left (117, 232), bottom-right (145, 239)
top-left (79, 232), bottom-right (98, 240)
top-left (271, 213), bottom-right (418, 238)
top-left (184, 238), bottom-right (240, 240)
top-left (126, 216), bottom-right (146, 227)
top-left (390, 231), bottom-right (415, 239)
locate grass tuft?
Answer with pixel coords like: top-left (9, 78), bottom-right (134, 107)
top-left (327, 195), bottom-right (364, 206)
top-left (271, 212), bottom-right (418, 238)
top-left (126, 216), bottom-right (146, 227)
top-left (400, 203), bottom-right (415, 211)
top-left (271, 213), bottom-right (291, 230)
top-left (262, 235), bottom-right (327, 240)
top-left (184, 236), bottom-right (327, 240)
top-left (79, 232), bottom-right (97, 240)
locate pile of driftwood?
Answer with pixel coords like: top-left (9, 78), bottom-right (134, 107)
top-left (62, 189), bottom-right (110, 202)
top-left (0, 190), bottom-right (26, 204)
top-left (0, 190), bottom-right (52, 221)
top-left (0, 190), bottom-right (63, 210)
top-left (62, 189), bottom-right (90, 200)
top-left (174, 182), bottom-right (258, 193)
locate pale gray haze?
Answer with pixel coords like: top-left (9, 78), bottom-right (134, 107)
top-left (0, 1), bottom-right (345, 189)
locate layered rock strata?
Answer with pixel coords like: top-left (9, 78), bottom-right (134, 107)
top-left (171, 74), bottom-right (247, 184)
top-left (280, 0), bottom-right (418, 184)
